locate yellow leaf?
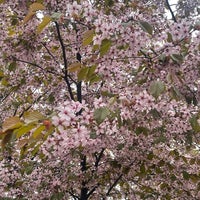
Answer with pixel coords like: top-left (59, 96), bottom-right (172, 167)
top-left (2, 116), bottom-right (23, 132)
top-left (23, 11), bottom-right (35, 24)
top-left (68, 62), bottom-right (82, 73)
top-left (29, 3), bottom-right (45, 12)
top-left (36, 15), bottom-right (51, 34)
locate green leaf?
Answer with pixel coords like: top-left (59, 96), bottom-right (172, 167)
top-left (185, 131), bottom-right (193, 145)
top-left (149, 109), bottom-right (161, 119)
top-left (36, 15), bottom-right (51, 34)
top-left (86, 65), bottom-right (97, 80)
top-left (23, 111), bottom-right (45, 124)
top-left (189, 116), bottom-right (200, 133)
top-left (51, 12), bottom-right (63, 21)
top-left (50, 192), bottom-right (64, 200)
top-left (48, 93), bottom-right (55, 103)
top-left (117, 143), bottom-right (124, 150)
top-left (182, 171), bottom-right (190, 180)
top-left (110, 160), bottom-right (121, 169)
top-left (135, 126), bottom-right (149, 136)
top-left (154, 134), bottom-right (167, 144)
top-left (89, 74), bottom-right (101, 85)
top-left (170, 54), bottom-right (183, 63)
top-left (78, 67), bottom-right (89, 81)
top-left (140, 163), bottom-right (146, 174)
top-left (25, 164), bottom-right (34, 175)
top-left (100, 39), bottom-right (112, 57)
top-left (8, 62), bottom-right (17, 72)
top-left (105, 0), bottom-right (114, 6)
top-left (90, 132), bottom-right (97, 139)
top-left (0, 70), bottom-right (4, 80)
top-left (169, 86), bottom-right (183, 101)
top-left (160, 182), bottom-right (168, 190)
top-left (94, 107), bottom-right (110, 124)
top-left (149, 80), bottom-right (165, 99)
top-left (31, 143), bottom-right (41, 157)
top-left (15, 123), bottom-right (36, 138)
top-left (82, 29), bottom-right (95, 46)
top-left (139, 21), bottom-right (153, 35)
top-left (147, 152), bottom-right (154, 160)
top-left (32, 125), bottom-right (45, 139)
top-left (170, 174), bottom-right (177, 182)
top-left (2, 116), bottom-right (23, 132)
top-left (167, 32), bottom-right (173, 42)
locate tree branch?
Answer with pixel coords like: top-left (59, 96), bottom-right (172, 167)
top-left (41, 42), bottom-right (60, 65)
top-left (95, 148), bottom-right (105, 168)
top-left (76, 48), bottom-right (82, 103)
top-left (14, 58), bottom-right (62, 77)
top-left (55, 21), bottom-right (75, 101)
top-left (106, 174), bottom-right (123, 197)
top-left (80, 155), bottom-right (88, 200)
top-left (19, 90), bottom-right (48, 117)
top-left (67, 190), bottom-right (80, 200)
top-left (87, 184), bottom-right (100, 199)
top-left (165, 0), bottom-right (177, 22)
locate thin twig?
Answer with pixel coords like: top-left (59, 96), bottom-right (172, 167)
top-left (14, 58), bottom-right (62, 77)
top-left (41, 42), bottom-right (60, 65)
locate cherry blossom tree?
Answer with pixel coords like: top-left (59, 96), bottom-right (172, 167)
top-left (0, 0), bottom-right (200, 199)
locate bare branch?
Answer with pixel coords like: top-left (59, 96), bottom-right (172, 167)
top-left (165, 0), bottom-right (177, 22)
top-left (106, 174), bottom-right (123, 197)
top-left (55, 21), bottom-right (75, 101)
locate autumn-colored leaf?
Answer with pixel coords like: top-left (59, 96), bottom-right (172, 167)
top-left (23, 12), bottom-right (35, 24)
top-left (2, 116), bottom-right (23, 132)
top-left (36, 15), bottom-right (51, 34)
top-left (68, 62), bottom-right (82, 73)
top-left (23, 3), bottom-right (45, 24)
top-left (29, 3), bottom-right (45, 12)
top-left (1, 130), bottom-right (13, 149)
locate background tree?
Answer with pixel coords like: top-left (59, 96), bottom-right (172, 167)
top-left (0, 0), bottom-right (200, 199)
